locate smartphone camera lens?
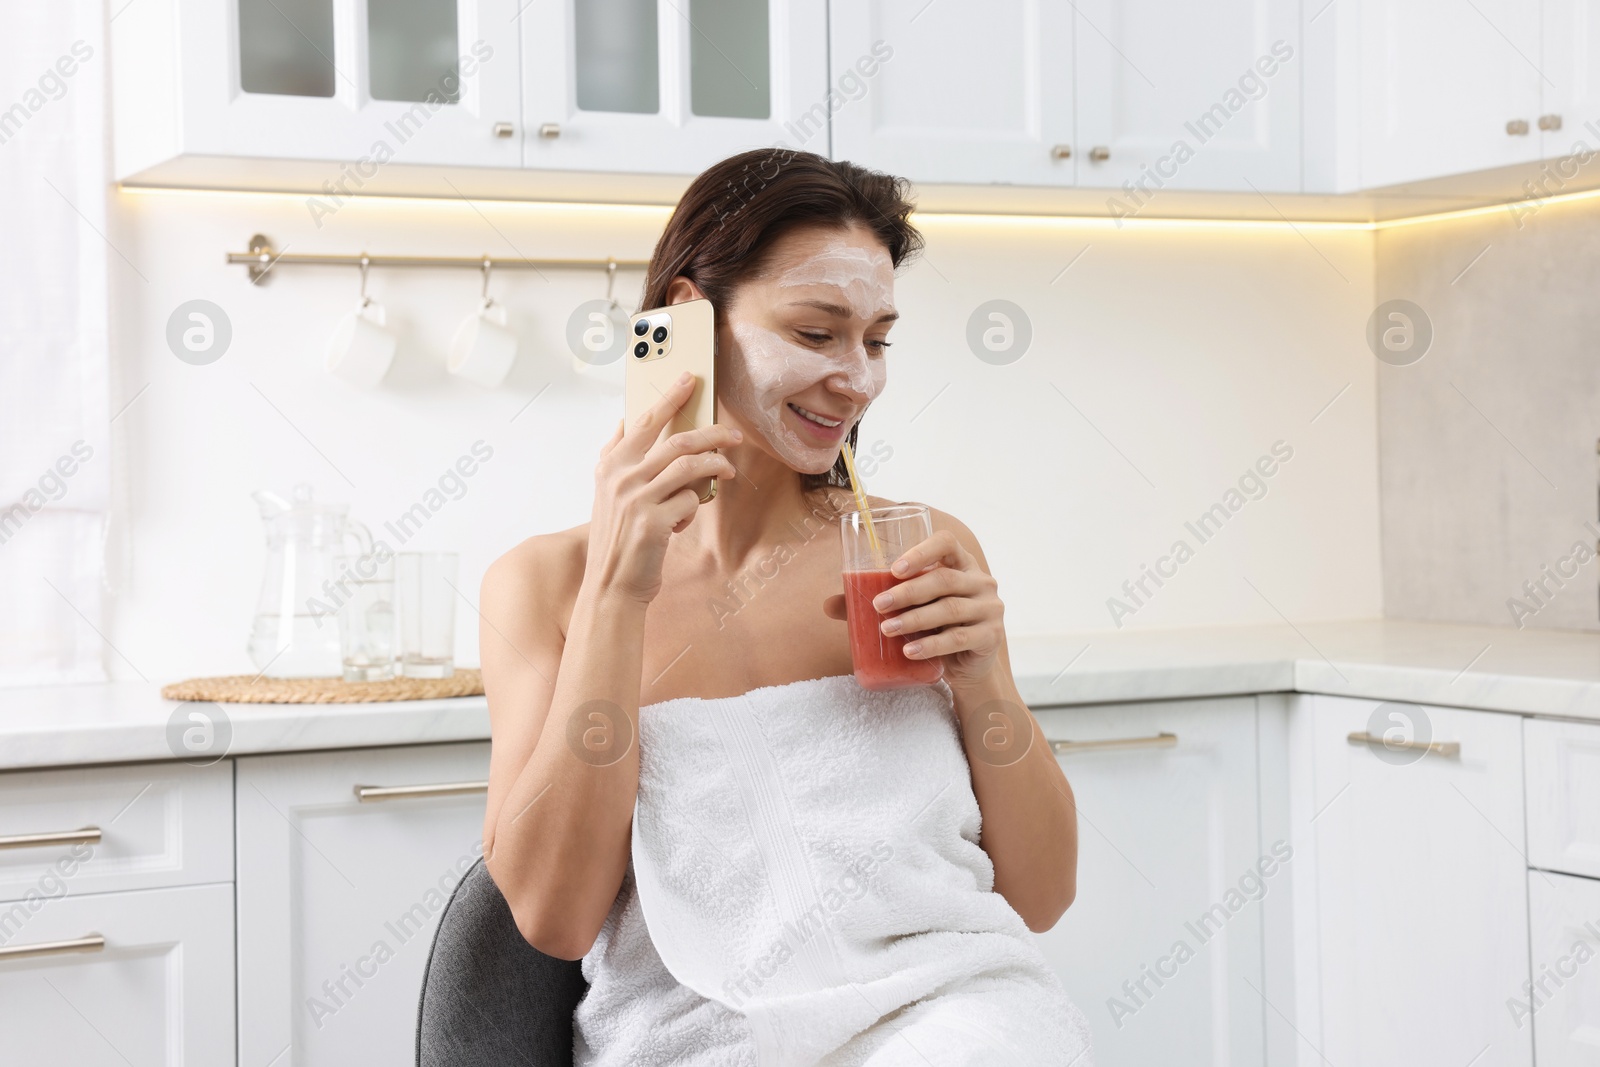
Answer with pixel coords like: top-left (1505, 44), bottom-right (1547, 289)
top-left (652, 325), bottom-right (669, 343)
top-left (633, 319), bottom-right (650, 337)
top-left (633, 340), bottom-right (649, 358)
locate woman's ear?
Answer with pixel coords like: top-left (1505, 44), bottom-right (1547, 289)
top-left (664, 275), bottom-right (708, 305)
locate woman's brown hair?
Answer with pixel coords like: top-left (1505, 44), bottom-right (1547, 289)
top-left (639, 148), bottom-right (923, 493)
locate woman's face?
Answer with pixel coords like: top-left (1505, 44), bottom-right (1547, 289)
top-left (716, 224), bottom-right (897, 475)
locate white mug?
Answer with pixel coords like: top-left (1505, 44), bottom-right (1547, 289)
top-left (448, 298), bottom-right (517, 389)
top-left (326, 298), bottom-right (397, 387)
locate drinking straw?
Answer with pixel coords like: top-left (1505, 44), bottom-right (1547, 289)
top-left (839, 440), bottom-right (887, 570)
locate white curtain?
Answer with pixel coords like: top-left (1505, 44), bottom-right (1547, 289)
top-left (0, 1), bottom-right (110, 686)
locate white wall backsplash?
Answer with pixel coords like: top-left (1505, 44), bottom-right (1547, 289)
top-left (104, 189), bottom-right (1381, 681)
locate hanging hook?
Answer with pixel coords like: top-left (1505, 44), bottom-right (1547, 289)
top-left (604, 257), bottom-right (618, 308)
top-left (480, 256), bottom-right (493, 303)
top-left (358, 255), bottom-right (371, 307)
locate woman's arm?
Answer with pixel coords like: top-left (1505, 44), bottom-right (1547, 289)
top-left (479, 539), bottom-right (650, 960)
top-left (481, 374), bottom-right (742, 960)
top-left (861, 511), bottom-right (1079, 932)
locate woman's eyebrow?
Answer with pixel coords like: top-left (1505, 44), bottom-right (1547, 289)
top-left (784, 298), bottom-right (899, 323)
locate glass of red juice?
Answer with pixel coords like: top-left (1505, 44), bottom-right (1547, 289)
top-left (840, 504), bottom-right (945, 691)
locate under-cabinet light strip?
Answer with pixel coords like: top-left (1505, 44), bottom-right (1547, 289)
top-left (119, 179), bottom-right (1600, 232)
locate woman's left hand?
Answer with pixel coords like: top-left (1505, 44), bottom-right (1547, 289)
top-left (826, 529), bottom-right (1004, 689)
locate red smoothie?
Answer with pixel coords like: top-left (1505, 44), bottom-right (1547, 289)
top-left (843, 568), bottom-right (945, 690)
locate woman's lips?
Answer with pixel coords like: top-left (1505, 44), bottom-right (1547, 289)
top-left (786, 402), bottom-right (849, 444)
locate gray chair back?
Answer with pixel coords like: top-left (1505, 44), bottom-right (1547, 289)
top-left (416, 858), bottom-right (589, 1066)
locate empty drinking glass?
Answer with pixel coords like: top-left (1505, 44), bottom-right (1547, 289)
top-left (397, 552), bottom-right (458, 678)
top-left (333, 551), bottom-right (396, 682)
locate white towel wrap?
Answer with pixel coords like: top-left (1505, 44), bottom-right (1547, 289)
top-left (576, 673), bottom-right (1093, 1066)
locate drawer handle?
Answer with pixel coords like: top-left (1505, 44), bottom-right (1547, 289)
top-left (0, 934), bottom-right (105, 961)
top-left (1347, 731), bottom-right (1460, 758)
top-left (0, 827), bottom-right (101, 851)
top-left (1050, 732), bottom-right (1177, 754)
top-left (353, 781), bottom-right (489, 803)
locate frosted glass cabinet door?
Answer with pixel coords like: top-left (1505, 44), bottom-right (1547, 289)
top-left (521, 0), bottom-right (827, 174)
top-left (1073, 0), bottom-right (1301, 194)
top-left (114, 0), bottom-right (523, 173)
top-left (1031, 697), bottom-right (1267, 1067)
top-left (0, 883), bottom-right (235, 1067)
top-left (828, 0), bottom-right (1076, 186)
top-left (236, 742), bottom-right (491, 1067)
top-left (1307, 696), bottom-right (1532, 1067)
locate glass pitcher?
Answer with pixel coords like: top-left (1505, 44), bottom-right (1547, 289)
top-left (248, 484), bottom-right (374, 678)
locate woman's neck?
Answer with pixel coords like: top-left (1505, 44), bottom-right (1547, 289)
top-left (670, 439), bottom-right (844, 571)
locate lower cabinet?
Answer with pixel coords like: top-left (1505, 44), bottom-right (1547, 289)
top-left (0, 881), bottom-right (235, 1065)
top-left (1527, 869), bottom-right (1600, 1065)
top-left (1032, 696), bottom-right (1275, 1067)
top-left (236, 741), bottom-right (491, 1067)
top-left (1303, 695), bottom-right (1532, 1067)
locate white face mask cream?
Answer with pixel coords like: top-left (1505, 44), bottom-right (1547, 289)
top-left (719, 236), bottom-right (896, 474)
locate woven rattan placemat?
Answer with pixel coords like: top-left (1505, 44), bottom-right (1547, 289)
top-left (160, 668), bottom-right (483, 704)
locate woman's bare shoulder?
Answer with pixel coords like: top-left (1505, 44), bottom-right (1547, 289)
top-left (895, 499), bottom-right (993, 567)
top-left (480, 524), bottom-right (591, 632)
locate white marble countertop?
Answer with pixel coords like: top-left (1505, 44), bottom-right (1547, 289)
top-left (2, 618), bottom-right (1597, 771)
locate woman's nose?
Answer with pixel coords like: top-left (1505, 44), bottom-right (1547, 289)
top-left (828, 344), bottom-right (877, 401)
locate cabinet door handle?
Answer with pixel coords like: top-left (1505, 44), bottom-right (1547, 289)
top-left (1088, 146), bottom-right (1111, 162)
top-left (1347, 731), bottom-right (1460, 758)
top-left (353, 781), bottom-right (489, 803)
top-left (1506, 119), bottom-right (1530, 136)
top-left (538, 123), bottom-right (561, 139)
top-left (1050, 732), bottom-right (1176, 754)
top-left (491, 122), bottom-right (515, 138)
top-left (0, 934), bottom-right (105, 961)
top-left (1539, 114), bottom-right (1562, 131)
top-left (1050, 144), bottom-right (1072, 160)
top-left (0, 827), bottom-right (101, 851)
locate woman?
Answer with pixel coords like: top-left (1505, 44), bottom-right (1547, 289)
top-left (481, 149), bottom-right (1091, 1065)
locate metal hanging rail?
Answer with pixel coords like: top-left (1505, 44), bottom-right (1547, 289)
top-left (226, 234), bottom-right (650, 284)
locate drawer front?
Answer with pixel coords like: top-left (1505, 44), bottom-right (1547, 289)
top-left (1527, 870), bottom-right (1600, 1066)
top-left (237, 741), bottom-right (490, 1067)
top-left (0, 882), bottom-right (235, 1066)
top-left (1526, 718), bottom-right (1600, 879)
top-left (0, 760), bottom-right (233, 902)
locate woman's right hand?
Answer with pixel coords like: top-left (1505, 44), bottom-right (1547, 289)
top-left (585, 371), bottom-right (742, 606)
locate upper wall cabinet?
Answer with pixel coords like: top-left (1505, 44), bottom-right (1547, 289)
top-left (829, 0), bottom-right (1299, 193)
top-left (520, 0), bottom-right (827, 174)
top-left (1357, 0), bottom-right (1543, 188)
top-left (827, 1), bottom-right (1076, 186)
top-left (1542, 0), bottom-right (1600, 158)
top-left (1074, 0), bottom-right (1301, 193)
top-left (112, 0), bottom-right (524, 179)
top-left (109, 0), bottom-right (1600, 205)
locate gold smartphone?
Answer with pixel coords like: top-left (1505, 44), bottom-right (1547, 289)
top-left (625, 298), bottom-right (718, 503)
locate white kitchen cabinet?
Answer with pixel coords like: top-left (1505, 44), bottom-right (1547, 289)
top-left (1527, 870), bottom-right (1600, 1066)
top-left (830, 0), bottom-right (1297, 194)
top-left (235, 741), bottom-right (490, 1067)
top-left (0, 882), bottom-right (235, 1067)
top-left (1304, 695), bottom-right (1532, 1067)
top-left (1526, 717), bottom-right (1600, 880)
top-left (111, 0), bottom-right (524, 181)
top-left (1357, 0), bottom-right (1543, 188)
top-left (1032, 697), bottom-right (1272, 1067)
top-left (1542, 0), bottom-right (1600, 161)
top-left (1074, 0), bottom-right (1302, 194)
top-left (521, 0), bottom-right (827, 175)
top-left (827, 0), bottom-right (1076, 186)
top-left (0, 759), bottom-right (233, 903)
